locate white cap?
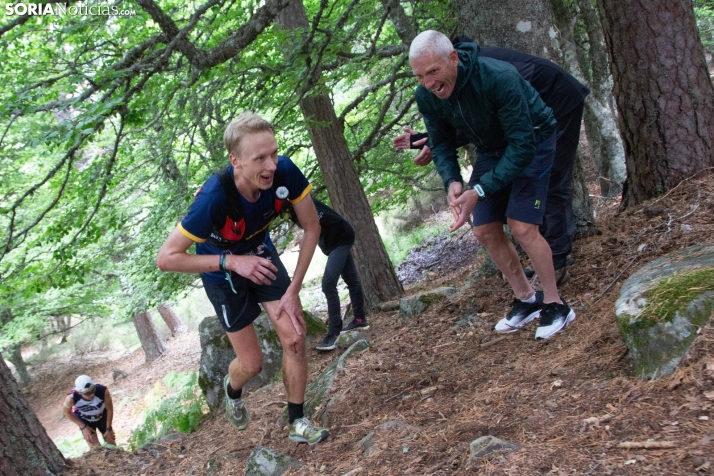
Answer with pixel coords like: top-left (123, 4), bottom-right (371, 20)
top-left (74, 375), bottom-right (95, 392)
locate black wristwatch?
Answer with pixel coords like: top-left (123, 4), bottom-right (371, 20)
top-left (106, 427), bottom-right (113, 431)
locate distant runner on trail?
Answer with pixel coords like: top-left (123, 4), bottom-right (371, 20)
top-left (62, 375), bottom-right (116, 448)
top-left (282, 198), bottom-right (369, 351)
top-left (157, 112), bottom-right (330, 445)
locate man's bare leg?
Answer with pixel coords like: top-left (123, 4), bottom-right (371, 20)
top-left (225, 324), bottom-right (264, 390)
top-left (508, 219), bottom-right (561, 304)
top-left (261, 300), bottom-right (307, 403)
top-left (472, 222), bottom-right (534, 300)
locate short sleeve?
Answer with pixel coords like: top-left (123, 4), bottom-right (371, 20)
top-left (278, 156), bottom-right (312, 204)
top-left (179, 175), bottom-right (227, 243)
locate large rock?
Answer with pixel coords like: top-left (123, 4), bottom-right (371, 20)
top-left (615, 245), bottom-right (714, 379)
top-left (469, 435), bottom-right (522, 459)
top-left (244, 446), bottom-right (303, 475)
top-left (198, 311), bottom-right (326, 412)
top-left (399, 287), bottom-right (458, 318)
top-left (282, 339), bottom-right (370, 425)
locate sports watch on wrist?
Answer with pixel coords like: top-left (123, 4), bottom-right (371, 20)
top-left (474, 183), bottom-right (486, 199)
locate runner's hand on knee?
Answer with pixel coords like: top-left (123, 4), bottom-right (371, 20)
top-left (230, 255), bottom-right (278, 285)
top-left (276, 291), bottom-right (306, 338)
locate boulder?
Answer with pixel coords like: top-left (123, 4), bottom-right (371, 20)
top-left (356, 420), bottom-right (421, 457)
top-left (399, 287), bottom-right (458, 318)
top-left (198, 311), bottom-right (326, 412)
top-left (244, 446), bottom-right (303, 476)
top-left (615, 245), bottom-right (714, 378)
top-left (469, 435), bottom-right (522, 459)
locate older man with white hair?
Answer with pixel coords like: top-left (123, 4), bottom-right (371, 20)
top-left (408, 30), bottom-right (575, 339)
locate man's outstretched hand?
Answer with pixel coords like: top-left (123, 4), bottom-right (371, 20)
top-left (392, 128), bottom-right (433, 166)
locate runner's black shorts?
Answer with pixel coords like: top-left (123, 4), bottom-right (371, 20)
top-left (469, 133), bottom-right (556, 226)
top-left (202, 247), bottom-right (291, 333)
top-left (78, 412), bottom-right (108, 434)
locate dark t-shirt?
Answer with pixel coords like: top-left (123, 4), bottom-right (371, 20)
top-left (478, 46), bottom-right (590, 121)
top-left (283, 198), bottom-right (355, 255)
top-left (71, 384), bottom-right (107, 422)
top-left (179, 156), bottom-right (312, 284)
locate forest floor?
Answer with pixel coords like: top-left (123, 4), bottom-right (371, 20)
top-left (26, 173), bottom-right (714, 475)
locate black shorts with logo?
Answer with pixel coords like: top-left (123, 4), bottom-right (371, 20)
top-left (203, 246), bottom-right (291, 333)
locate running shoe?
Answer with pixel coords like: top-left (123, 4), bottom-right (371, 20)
top-left (494, 291), bottom-right (544, 333)
top-left (288, 417), bottom-right (330, 445)
top-left (535, 300), bottom-right (576, 339)
top-left (315, 334), bottom-right (340, 350)
top-left (341, 319), bottom-right (369, 334)
top-left (224, 375), bottom-right (249, 430)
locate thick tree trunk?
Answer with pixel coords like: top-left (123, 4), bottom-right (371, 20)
top-left (551, 0), bottom-right (626, 198)
top-left (157, 303), bottom-right (188, 337)
top-left (132, 311), bottom-right (168, 362)
top-left (0, 355), bottom-right (66, 475)
top-left (453, 0), bottom-right (560, 60)
top-left (597, 0), bottom-right (714, 207)
top-left (277, 0), bottom-right (403, 312)
top-left (5, 343), bottom-right (30, 386)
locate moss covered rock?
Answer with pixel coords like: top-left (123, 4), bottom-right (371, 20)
top-left (198, 310), bottom-right (326, 412)
top-left (399, 287), bottom-right (458, 318)
top-left (244, 446), bottom-right (303, 475)
top-left (615, 245), bottom-right (714, 379)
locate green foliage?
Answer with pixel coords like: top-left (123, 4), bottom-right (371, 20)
top-left (0, 0), bottom-right (455, 346)
top-left (638, 267), bottom-right (714, 323)
top-left (383, 222), bottom-right (448, 266)
top-left (53, 432), bottom-right (88, 459)
top-left (695, 3), bottom-right (714, 49)
top-left (128, 371), bottom-right (208, 450)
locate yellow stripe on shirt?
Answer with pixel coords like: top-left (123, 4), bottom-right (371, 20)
top-left (290, 183), bottom-right (313, 204)
top-left (177, 223), bottom-right (206, 243)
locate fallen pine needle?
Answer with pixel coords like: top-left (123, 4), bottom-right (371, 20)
top-left (480, 336), bottom-right (507, 348)
top-left (618, 441), bottom-right (677, 449)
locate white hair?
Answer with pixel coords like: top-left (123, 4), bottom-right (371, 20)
top-left (409, 30), bottom-right (454, 61)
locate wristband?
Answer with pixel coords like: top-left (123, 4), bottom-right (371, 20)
top-left (219, 254), bottom-right (226, 271)
top-left (474, 183), bottom-right (487, 199)
top-left (80, 425), bottom-right (87, 431)
top-left (106, 427), bottom-right (113, 432)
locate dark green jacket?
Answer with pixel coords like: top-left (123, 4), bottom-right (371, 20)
top-left (415, 42), bottom-right (557, 195)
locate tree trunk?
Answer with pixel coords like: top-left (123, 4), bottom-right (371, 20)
top-left (453, 0), bottom-right (560, 60)
top-left (5, 343), bottom-right (30, 386)
top-left (597, 0), bottom-right (714, 207)
top-left (276, 0), bottom-right (403, 312)
top-left (550, 0), bottom-right (626, 198)
top-left (0, 355), bottom-right (66, 475)
top-left (157, 303), bottom-right (188, 337)
top-left (132, 311), bottom-right (168, 362)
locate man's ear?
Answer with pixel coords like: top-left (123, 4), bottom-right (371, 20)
top-left (448, 49), bottom-right (458, 65)
top-left (229, 153), bottom-right (239, 167)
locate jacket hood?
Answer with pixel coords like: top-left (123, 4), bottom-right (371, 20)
top-left (452, 41), bottom-right (480, 98)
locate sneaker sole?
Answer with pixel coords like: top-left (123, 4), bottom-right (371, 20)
top-left (340, 324), bottom-right (369, 334)
top-left (494, 310), bottom-right (541, 334)
top-left (289, 430), bottom-right (330, 445)
top-left (535, 310), bottom-right (576, 340)
top-left (315, 344), bottom-right (336, 351)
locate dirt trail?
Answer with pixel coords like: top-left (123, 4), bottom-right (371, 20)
top-left (22, 175), bottom-right (714, 475)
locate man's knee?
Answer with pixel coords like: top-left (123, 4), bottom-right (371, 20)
top-left (472, 223), bottom-right (503, 245)
top-left (509, 221), bottom-right (540, 245)
top-left (232, 356), bottom-right (262, 378)
top-left (321, 275), bottom-right (338, 295)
